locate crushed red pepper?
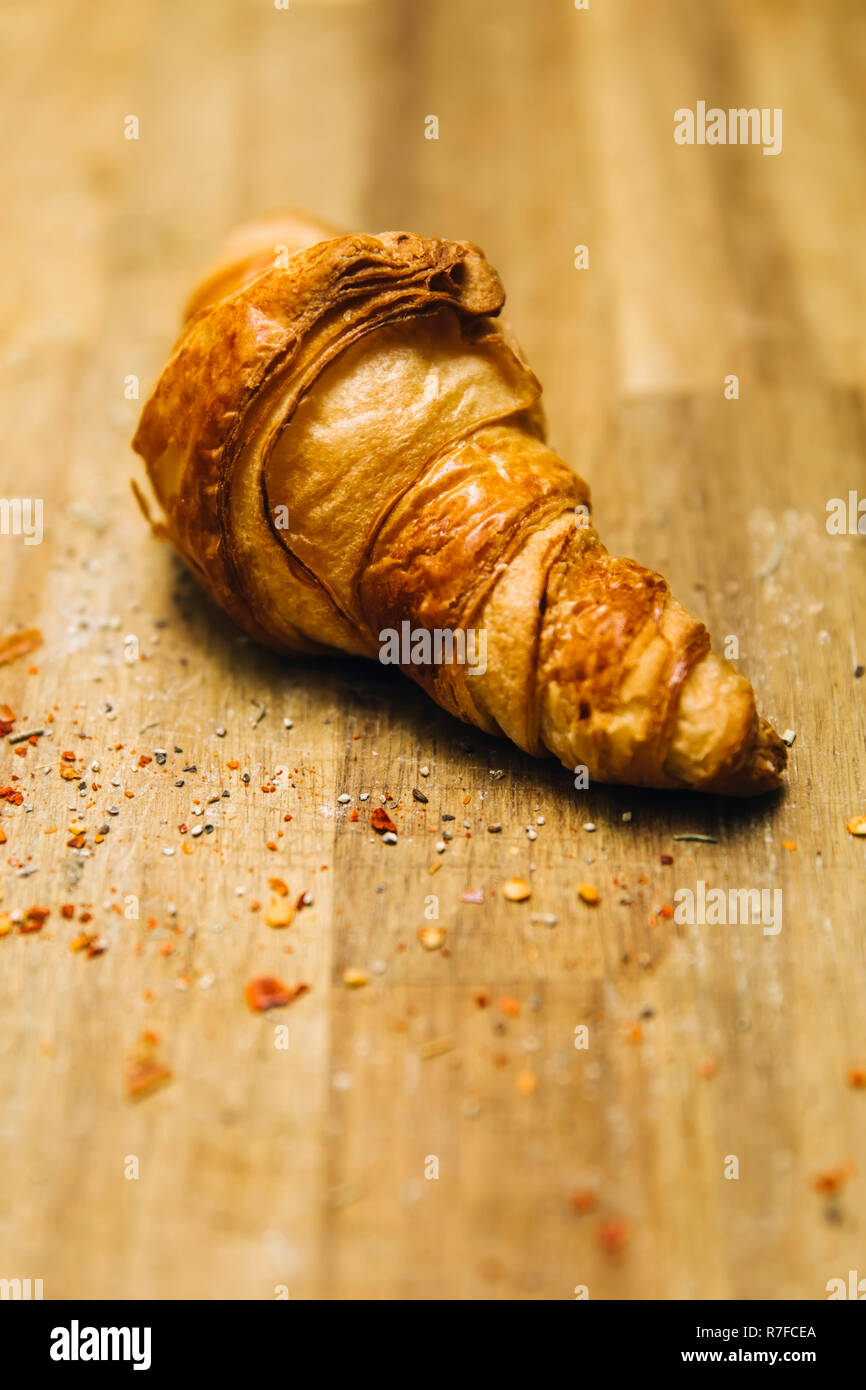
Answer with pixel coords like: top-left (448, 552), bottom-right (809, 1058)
top-left (244, 976), bottom-right (310, 1012)
top-left (370, 806), bottom-right (397, 835)
top-left (0, 628), bottom-right (43, 666)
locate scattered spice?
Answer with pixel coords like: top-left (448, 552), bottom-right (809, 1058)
top-left (370, 806), bottom-right (397, 835)
top-left (244, 977), bottom-right (310, 1012)
top-left (69, 931), bottom-right (97, 953)
top-left (125, 1032), bottom-right (173, 1100)
top-left (597, 1219), bottom-right (631, 1255)
top-left (417, 926), bottom-right (446, 951)
top-left (503, 877), bottom-right (531, 902)
top-left (515, 1069), bottom-right (536, 1096)
top-left (0, 628), bottom-right (43, 666)
top-left (812, 1164), bottom-right (854, 1196)
top-left (264, 897), bottom-right (295, 929)
top-left (499, 996), bottom-right (520, 1018)
top-left (846, 815), bottom-right (866, 837)
top-left (411, 787), bottom-right (428, 804)
top-left (847, 1066), bottom-right (866, 1089)
top-left (577, 882), bottom-right (600, 905)
top-left (569, 1188), bottom-right (597, 1215)
top-left (343, 968), bottom-right (369, 988)
top-left (21, 906), bottom-right (50, 933)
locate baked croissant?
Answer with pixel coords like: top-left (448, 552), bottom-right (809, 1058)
top-left (132, 211), bottom-right (786, 795)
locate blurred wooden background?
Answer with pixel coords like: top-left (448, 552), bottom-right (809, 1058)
top-left (1, 0), bottom-right (865, 1300)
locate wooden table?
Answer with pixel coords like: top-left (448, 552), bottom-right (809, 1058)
top-left (2, 0), bottom-right (864, 1301)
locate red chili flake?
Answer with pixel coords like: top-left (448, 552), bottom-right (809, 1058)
top-left (21, 906), bottom-right (50, 933)
top-left (812, 1163), bottom-right (855, 1195)
top-left (659, 904), bottom-right (674, 919)
top-left (569, 1188), bottom-right (597, 1215)
top-left (498, 996), bottom-right (520, 1018)
top-left (371, 806), bottom-right (397, 835)
top-left (660, 853), bottom-right (674, 865)
top-left (0, 786), bottom-right (24, 805)
top-left (473, 990), bottom-right (491, 1008)
top-left (60, 903), bottom-right (75, 919)
top-left (0, 828), bottom-right (6, 845)
top-left (125, 1033), bottom-right (173, 1099)
top-left (66, 833), bottom-right (86, 849)
top-left (137, 754), bottom-right (152, 767)
top-left (0, 628), bottom-right (42, 667)
top-left (244, 976), bottom-right (311, 1012)
top-left (597, 1219), bottom-right (631, 1254)
top-left (847, 1066), bottom-right (866, 1089)
top-left (349, 808), bottom-right (359, 822)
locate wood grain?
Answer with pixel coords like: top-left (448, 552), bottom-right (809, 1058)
top-left (1, 0), bottom-right (864, 1300)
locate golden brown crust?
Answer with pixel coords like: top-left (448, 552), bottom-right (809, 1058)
top-left (131, 215), bottom-right (787, 795)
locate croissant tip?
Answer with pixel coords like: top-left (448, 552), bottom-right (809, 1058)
top-left (708, 716), bottom-right (788, 797)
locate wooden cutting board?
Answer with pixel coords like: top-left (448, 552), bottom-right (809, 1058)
top-left (1, 0), bottom-right (864, 1299)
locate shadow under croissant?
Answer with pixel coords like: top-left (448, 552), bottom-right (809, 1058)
top-left (169, 557), bottom-right (784, 840)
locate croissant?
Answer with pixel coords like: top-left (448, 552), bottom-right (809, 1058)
top-left (132, 212), bottom-right (786, 795)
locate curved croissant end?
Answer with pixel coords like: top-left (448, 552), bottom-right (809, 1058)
top-left (132, 212), bottom-right (786, 795)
